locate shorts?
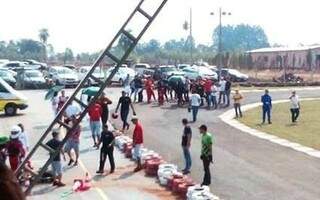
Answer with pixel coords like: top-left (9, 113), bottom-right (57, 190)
top-left (133, 144), bottom-right (142, 159)
top-left (64, 140), bottom-right (79, 154)
top-left (52, 161), bottom-right (62, 176)
top-left (90, 121), bottom-right (101, 137)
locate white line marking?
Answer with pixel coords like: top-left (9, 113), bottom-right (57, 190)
top-left (219, 98), bottom-right (320, 159)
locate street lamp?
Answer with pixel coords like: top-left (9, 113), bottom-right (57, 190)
top-left (210, 8), bottom-right (231, 81)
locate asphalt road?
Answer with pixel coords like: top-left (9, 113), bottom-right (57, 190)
top-left (1, 87), bottom-right (320, 200)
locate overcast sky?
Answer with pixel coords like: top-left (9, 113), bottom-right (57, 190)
top-left (0, 0), bottom-right (319, 53)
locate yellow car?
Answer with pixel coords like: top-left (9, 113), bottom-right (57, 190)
top-left (0, 78), bottom-right (28, 116)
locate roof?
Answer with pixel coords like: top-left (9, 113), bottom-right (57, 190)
top-left (247, 45), bottom-right (320, 53)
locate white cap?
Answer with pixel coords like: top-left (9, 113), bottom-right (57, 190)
top-left (10, 125), bottom-right (22, 139)
top-left (131, 115), bottom-right (138, 120)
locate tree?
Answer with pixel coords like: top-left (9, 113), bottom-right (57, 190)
top-left (212, 24), bottom-right (270, 52)
top-left (39, 28), bottom-right (49, 45)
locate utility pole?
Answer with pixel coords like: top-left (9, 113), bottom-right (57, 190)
top-left (190, 8), bottom-right (193, 64)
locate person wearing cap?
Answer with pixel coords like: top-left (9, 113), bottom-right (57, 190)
top-left (46, 129), bottom-right (66, 187)
top-left (7, 126), bottom-right (25, 171)
top-left (96, 125), bottom-right (115, 174)
top-left (132, 116), bottom-right (143, 172)
top-left (261, 89), bottom-right (272, 124)
top-left (289, 91), bottom-right (300, 123)
top-left (199, 124), bottom-right (213, 186)
top-left (115, 91), bottom-right (136, 131)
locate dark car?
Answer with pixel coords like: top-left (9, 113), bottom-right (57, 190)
top-left (0, 69), bottom-right (16, 87)
top-left (220, 68), bottom-right (249, 82)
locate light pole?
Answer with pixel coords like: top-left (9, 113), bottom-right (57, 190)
top-left (210, 8), bottom-right (231, 81)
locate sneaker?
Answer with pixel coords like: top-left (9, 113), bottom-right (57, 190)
top-left (133, 166), bottom-right (142, 172)
top-left (74, 161), bottom-right (78, 166)
top-left (109, 169), bottom-right (114, 174)
top-left (68, 159), bottom-right (74, 166)
top-left (52, 181), bottom-right (58, 186)
top-left (56, 182), bottom-right (66, 187)
top-left (96, 170), bottom-right (104, 174)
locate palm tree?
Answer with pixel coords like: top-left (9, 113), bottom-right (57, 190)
top-left (39, 28), bottom-right (49, 45)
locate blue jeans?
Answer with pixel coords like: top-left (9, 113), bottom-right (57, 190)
top-left (262, 107), bottom-right (271, 123)
top-left (210, 95), bottom-right (217, 109)
top-left (191, 106), bottom-right (199, 122)
top-left (182, 146), bottom-right (192, 171)
top-left (90, 121), bottom-right (101, 137)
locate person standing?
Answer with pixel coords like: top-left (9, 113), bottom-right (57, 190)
top-left (190, 90), bottom-right (201, 122)
top-left (7, 126), bottom-right (25, 172)
top-left (210, 84), bottom-right (218, 109)
top-left (261, 89), bottom-right (272, 124)
top-left (225, 78), bottom-right (232, 107)
top-left (199, 125), bottom-right (213, 186)
top-left (64, 116), bottom-right (81, 166)
top-left (115, 91), bottom-right (136, 131)
top-left (57, 90), bottom-right (68, 112)
top-left (88, 100), bottom-right (102, 147)
top-left (46, 129), bottom-right (66, 187)
top-left (64, 100), bottom-right (81, 124)
top-left (203, 79), bottom-right (212, 108)
top-left (99, 93), bottom-right (112, 126)
top-left (181, 119), bottom-right (192, 174)
top-left (289, 91), bottom-right (300, 123)
top-left (51, 91), bottom-right (59, 116)
top-left (96, 125), bottom-right (115, 174)
top-left (132, 116), bottom-right (143, 172)
top-left (233, 90), bottom-right (243, 118)
top-left (145, 77), bottom-right (156, 104)
top-left (218, 78), bottom-right (226, 105)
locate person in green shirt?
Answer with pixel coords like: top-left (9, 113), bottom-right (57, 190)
top-left (199, 124), bottom-right (213, 186)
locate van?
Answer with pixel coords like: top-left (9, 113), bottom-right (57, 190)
top-left (0, 78), bottom-right (28, 116)
top-left (133, 63), bottom-right (151, 75)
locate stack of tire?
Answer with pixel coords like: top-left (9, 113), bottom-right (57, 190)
top-left (167, 172), bottom-right (184, 190)
top-left (186, 185), bottom-right (217, 200)
top-left (114, 136), bottom-right (132, 151)
top-left (157, 164), bottom-right (178, 186)
top-left (145, 157), bottom-right (164, 176)
top-left (124, 143), bottom-right (133, 158)
top-left (141, 151), bottom-right (161, 168)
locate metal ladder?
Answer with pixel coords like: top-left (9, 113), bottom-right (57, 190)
top-left (16, 0), bottom-right (168, 194)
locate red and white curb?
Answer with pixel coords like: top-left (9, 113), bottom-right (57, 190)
top-left (219, 98), bottom-right (320, 159)
top-left (238, 86), bottom-right (320, 93)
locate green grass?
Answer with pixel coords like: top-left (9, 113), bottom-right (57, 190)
top-left (238, 100), bottom-right (320, 150)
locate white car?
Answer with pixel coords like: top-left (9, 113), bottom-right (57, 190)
top-left (133, 63), bottom-right (151, 75)
top-left (78, 66), bottom-right (105, 86)
top-left (48, 66), bottom-right (80, 87)
top-left (106, 67), bottom-right (135, 86)
top-left (182, 66), bottom-right (218, 81)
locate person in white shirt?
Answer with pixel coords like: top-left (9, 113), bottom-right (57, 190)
top-left (190, 90), bottom-right (201, 122)
top-left (218, 78), bottom-right (226, 105)
top-left (210, 84), bottom-right (218, 109)
top-left (51, 92), bottom-right (59, 117)
top-left (17, 123), bottom-right (29, 152)
top-left (289, 91), bottom-right (300, 123)
top-left (64, 101), bottom-right (81, 124)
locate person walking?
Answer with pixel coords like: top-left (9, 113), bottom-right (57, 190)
top-left (132, 116), bottom-right (143, 172)
top-left (64, 116), bottom-right (81, 166)
top-left (210, 84), bottom-right (218, 109)
top-left (57, 90), bottom-right (68, 112)
top-left (64, 100), bottom-right (81, 124)
top-left (199, 124), bottom-right (213, 186)
top-left (225, 78), bottom-right (232, 107)
top-left (181, 119), bottom-right (192, 174)
top-left (145, 77), bottom-right (156, 104)
top-left (218, 78), bottom-right (226, 105)
top-left (261, 89), bottom-right (272, 124)
top-left (99, 93), bottom-right (112, 126)
top-left (7, 126), bottom-right (25, 172)
top-left (233, 90), bottom-right (243, 118)
top-left (190, 90), bottom-right (201, 122)
top-left (115, 91), bottom-right (136, 131)
top-left (289, 91), bottom-right (300, 123)
top-left (51, 91), bottom-right (59, 117)
top-left (203, 78), bottom-right (212, 108)
top-left (96, 125), bottom-right (115, 174)
top-left (46, 129), bottom-right (66, 187)
top-left (88, 100), bottom-right (102, 147)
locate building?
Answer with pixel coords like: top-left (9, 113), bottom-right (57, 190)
top-left (247, 45), bottom-right (320, 70)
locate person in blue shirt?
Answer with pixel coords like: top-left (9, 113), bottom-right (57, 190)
top-left (261, 89), bottom-right (272, 124)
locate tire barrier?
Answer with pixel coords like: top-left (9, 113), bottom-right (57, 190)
top-left (145, 158), bottom-right (164, 176)
top-left (187, 185), bottom-right (217, 200)
top-left (157, 164), bottom-right (178, 186)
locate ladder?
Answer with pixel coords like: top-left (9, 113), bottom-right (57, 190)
top-left (16, 0), bottom-right (168, 194)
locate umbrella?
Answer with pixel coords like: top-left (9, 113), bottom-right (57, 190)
top-left (81, 87), bottom-right (100, 97)
top-left (0, 136), bottom-right (9, 145)
top-left (45, 85), bottom-right (64, 100)
top-left (168, 75), bottom-right (185, 83)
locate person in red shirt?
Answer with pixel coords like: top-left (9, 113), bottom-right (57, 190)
top-left (7, 126), bottom-right (25, 172)
top-left (88, 100), bottom-right (102, 148)
top-left (145, 77), bottom-right (156, 104)
top-left (131, 116), bottom-right (143, 172)
top-left (203, 79), bottom-right (213, 108)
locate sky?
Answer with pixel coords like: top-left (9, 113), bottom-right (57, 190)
top-left (0, 0), bottom-right (319, 53)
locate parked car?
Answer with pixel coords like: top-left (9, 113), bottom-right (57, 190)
top-left (133, 63), bottom-right (151, 75)
top-left (221, 68), bottom-right (249, 82)
top-left (0, 69), bottom-right (16, 87)
top-left (177, 64), bottom-right (191, 70)
top-left (78, 66), bottom-right (105, 86)
top-left (48, 66), bottom-right (80, 87)
top-left (23, 70), bottom-right (47, 89)
top-left (182, 66), bottom-right (218, 81)
top-left (23, 59), bottom-right (47, 70)
top-left (158, 65), bottom-right (185, 78)
top-left (106, 67), bottom-right (135, 86)
top-left (0, 59), bottom-right (9, 67)
top-left (0, 77), bottom-right (28, 116)
top-left (1, 61), bottom-right (27, 71)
